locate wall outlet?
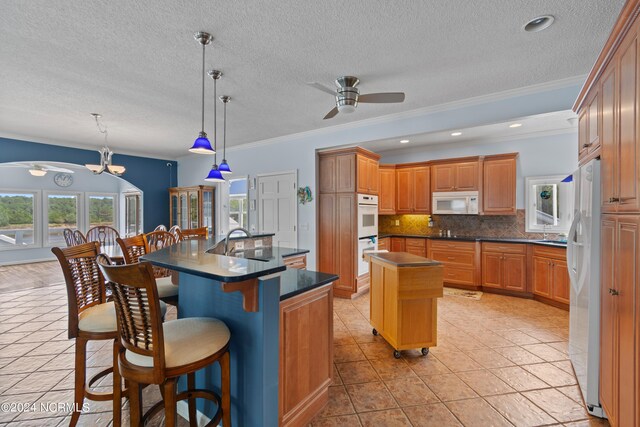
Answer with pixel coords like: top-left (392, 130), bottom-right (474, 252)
top-left (254, 239), bottom-right (263, 248)
top-left (235, 241), bottom-right (245, 250)
top-left (395, 220), bottom-right (400, 226)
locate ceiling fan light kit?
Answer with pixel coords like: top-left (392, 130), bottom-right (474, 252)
top-left (310, 76), bottom-right (406, 120)
top-left (28, 168), bottom-right (47, 177)
top-left (189, 31), bottom-right (216, 155)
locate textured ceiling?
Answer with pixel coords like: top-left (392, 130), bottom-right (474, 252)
top-left (0, 0), bottom-right (624, 158)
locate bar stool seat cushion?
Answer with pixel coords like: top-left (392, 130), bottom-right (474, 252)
top-left (78, 301), bottom-right (167, 333)
top-left (125, 318), bottom-right (230, 368)
top-left (155, 276), bottom-right (179, 298)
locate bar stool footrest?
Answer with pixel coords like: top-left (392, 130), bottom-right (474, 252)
top-left (142, 388), bottom-right (222, 427)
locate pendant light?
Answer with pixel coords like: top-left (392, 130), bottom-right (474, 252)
top-left (218, 95), bottom-right (232, 174)
top-left (205, 70), bottom-right (225, 182)
top-left (188, 32), bottom-right (215, 155)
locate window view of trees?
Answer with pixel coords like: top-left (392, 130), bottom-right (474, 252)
top-left (0, 193), bottom-right (36, 246)
top-left (48, 195), bottom-right (77, 227)
top-left (89, 196), bottom-right (115, 227)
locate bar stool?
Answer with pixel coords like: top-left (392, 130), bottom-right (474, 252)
top-left (51, 242), bottom-right (124, 427)
top-left (97, 258), bottom-right (232, 427)
top-left (116, 234), bottom-right (179, 306)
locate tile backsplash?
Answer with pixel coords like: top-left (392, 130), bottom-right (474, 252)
top-left (378, 210), bottom-right (562, 240)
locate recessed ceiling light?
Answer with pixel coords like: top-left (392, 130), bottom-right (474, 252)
top-left (524, 15), bottom-right (554, 32)
top-left (451, 132), bottom-right (462, 136)
top-left (509, 123), bottom-right (522, 128)
top-left (400, 139), bottom-right (410, 144)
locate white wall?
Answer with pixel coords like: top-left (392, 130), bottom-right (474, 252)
top-left (177, 80), bottom-right (583, 270)
top-left (379, 131), bottom-right (578, 209)
top-left (0, 164), bottom-right (141, 265)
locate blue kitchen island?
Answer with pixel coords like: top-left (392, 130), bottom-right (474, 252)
top-left (141, 237), bottom-right (336, 426)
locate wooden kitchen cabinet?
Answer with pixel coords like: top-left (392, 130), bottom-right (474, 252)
top-left (356, 155), bottom-right (379, 195)
top-left (396, 165), bottom-right (430, 214)
top-left (279, 283), bottom-right (333, 426)
top-left (405, 238), bottom-right (427, 257)
top-left (378, 237), bottom-right (390, 251)
top-left (427, 239), bottom-right (480, 288)
top-left (601, 62), bottom-right (617, 212)
top-left (481, 242), bottom-right (526, 292)
top-left (378, 165), bottom-right (396, 214)
top-left (390, 237), bottom-right (406, 252)
top-left (482, 154), bottom-right (517, 215)
top-left (531, 245), bottom-right (569, 308)
top-left (169, 186), bottom-right (215, 234)
top-left (431, 160), bottom-right (479, 192)
top-left (599, 215), bottom-right (639, 426)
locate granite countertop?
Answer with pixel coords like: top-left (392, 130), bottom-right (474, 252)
top-left (378, 233), bottom-right (567, 248)
top-left (230, 246), bottom-right (310, 261)
top-left (368, 251), bottom-right (442, 267)
top-left (141, 238), bottom-right (287, 282)
top-left (279, 269), bottom-right (338, 301)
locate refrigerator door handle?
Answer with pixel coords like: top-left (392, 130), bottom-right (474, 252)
top-left (567, 210), bottom-right (581, 291)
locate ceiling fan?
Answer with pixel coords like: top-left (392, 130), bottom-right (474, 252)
top-left (308, 76), bottom-right (405, 120)
top-left (4, 162), bottom-right (75, 177)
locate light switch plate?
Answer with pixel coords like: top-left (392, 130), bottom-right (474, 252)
top-left (395, 220), bottom-right (400, 226)
top-left (254, 239), bottom-right (263, 248)
top-left (235, 241), bottom-right (245, 250)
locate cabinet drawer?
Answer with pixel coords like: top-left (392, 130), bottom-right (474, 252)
top-left (429, 240), bottom-right (476, 252)
top-left (378, 237), bottom-right (390, 251)
top-left (405, 238), bottom-right (427, 248)
top-left (482, 242), bottom-right (526, 254)
top-left (284, 254), bottom-right (307, 270)
top-left (532, 245), bottom-right (566, 260)
top-left (430, 250), bottom-right (475, 266)
top-left (442, 266), bottom-right (475, 285)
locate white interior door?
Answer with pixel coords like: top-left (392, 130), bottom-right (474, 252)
top-left (257, 171), bottom-right (297, 248)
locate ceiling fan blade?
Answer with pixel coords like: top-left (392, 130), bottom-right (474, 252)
top-left (323, 107), bottom-right (339, 120)
top-left (359, 92), bottom-right (405, 103)
top-left (308, 82), bottom-right (337, 96)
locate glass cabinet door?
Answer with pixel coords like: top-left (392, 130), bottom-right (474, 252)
top-left (170, 194), bottom-right (178, 227)
top-left (189, 192), bottom-right (199, 229)
top-left (202, 189), bottom-right (213, 235)
top-left (180, 193), bottom-right (188, 229)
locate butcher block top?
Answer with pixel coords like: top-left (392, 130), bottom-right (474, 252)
top-left (366, 251), bottom-right (442, 267)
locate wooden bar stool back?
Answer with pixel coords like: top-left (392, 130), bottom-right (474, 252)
top-left (179, 227), bottom-right (209, 240)
top-left (86, 225), bottom-right (120, 248)
top-left (97, 259), bottom-right (232, 427)
top-left (116, 234), bottom-right (179, 306)
top-left (51, 242), bottom-right (124, 427)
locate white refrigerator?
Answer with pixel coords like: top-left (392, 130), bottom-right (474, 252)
top-left (568, 158), bottom-right (605, 418)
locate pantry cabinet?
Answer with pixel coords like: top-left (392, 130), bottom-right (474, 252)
top-left (396, 165), bottom-right (430, 214)
top-left (431, 161), bottom-right (479, 192)
top-left (378, 165), bottom-right (396, 214)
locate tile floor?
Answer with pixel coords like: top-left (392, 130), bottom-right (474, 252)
top-left (0, 262), bottom-right (610, 426)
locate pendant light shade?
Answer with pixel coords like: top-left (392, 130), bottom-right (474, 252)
top-left (204, 165), bottom-right (225, 182)
top-left (219, 95), bottom-right (232, 174)
top-left (189, 32), bottom-right (215, 155)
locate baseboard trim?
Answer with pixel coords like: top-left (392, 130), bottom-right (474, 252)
top-left (176, 400), bottom-right (213, 427)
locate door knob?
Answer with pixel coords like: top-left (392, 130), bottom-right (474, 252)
top-left (609, 288), bottom-right (619, 296)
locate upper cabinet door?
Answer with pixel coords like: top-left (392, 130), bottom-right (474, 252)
top-left (617, 33), bottom-right (640, 213)
top-left (336, 154), bottom-right (356, 193)
top-left (378, 167), bottom-right (396, 214)
top-left (432, 164), bottom-right (456, 192)
top-left (455, 162), bottom-right (479, 191)
top-left (396, 168), bottom-right (414, 213)
top-left (368, 159), bottom-right (379, 194)
top-left (483, 158), bottom-right (516, 215)
top-left (413, 166), bottom-right (430, 213)
top-left (356, 155), bottom-right (369, 193)
top-left (601, 64), bottom-right (618, 213)
top-left (578, 110), bottom-right (589, 161)
top-left (319, 155), bottom-right (336, 193)
top-left (587, 92), bottom-right (601, 154)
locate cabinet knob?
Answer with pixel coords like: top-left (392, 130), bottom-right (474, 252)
top-left (582, 143), bottom-right (592, 148)
top-left (609, 288), bottom-right (620, 296)
top-left (608, 197), bottom-right (620, 203)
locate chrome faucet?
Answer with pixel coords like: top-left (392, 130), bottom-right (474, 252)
top-left (224, 227), bottom-right (253, 255)
top-left (542, 224), bottom-right (549, 240)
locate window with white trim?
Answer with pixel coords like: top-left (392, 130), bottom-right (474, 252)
top-left (525, 175), bottom-right (573, 234)
top-left (0, 190), bottom-right (40, 249)
top-left (44, 191), bottom-right (82, 246)
top-left (124, 192), bottom-right (142, 237)
top-left (87, 193), bottom-right (117, 229)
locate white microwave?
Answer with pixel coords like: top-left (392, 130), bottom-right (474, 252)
top-left (432, 191), bottom-right (479, 215)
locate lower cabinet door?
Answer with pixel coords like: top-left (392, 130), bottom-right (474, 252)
top-left (599, 216), bottom-right (617, 424)
top-left (391, 237), bottom-right (406, 252)
top-left (551, 259), bottom-right (570, 304)
top-left (532, 256), bottom-right (551, 297)
top-left (481, 252), bottom-right (502, 288)
top-left (503, 254), bottom-right (526, 292)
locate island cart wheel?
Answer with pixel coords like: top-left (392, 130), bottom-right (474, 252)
top-left (421, 347), bottom-right (429, 356)
top-left (372, 328), bottom-right (378, 336)
top-left (393, 350), bottom-right (401, 359)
